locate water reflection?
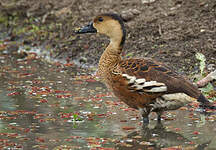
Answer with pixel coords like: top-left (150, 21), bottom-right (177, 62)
top-left (0, 50), bottom-right (215, 149)
top-left (116, 124), bottom-right (211, 150)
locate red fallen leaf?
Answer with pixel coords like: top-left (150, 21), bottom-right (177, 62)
top-left (193, 131), bottom-right (200, 135)
top-left (33, 113), bottom-right (48, 119)
top-left (162, 116), bottom-right (176, 121)
top-left (54, 90), bottom-right (64, 93)
top-left (22, 138), bottom-right (30, 141)
top-left (65, 138), bottom-right (73, 142)
top-left (161, 148), bottom-right (181, 150)
top-left (175, 128), bottom-right (181, 131)
top-left (101, 140), bottom-right (108, 145)
top-left (39, 99), bottom-right (48, 103)
top-left (5, 142), bottom-right (16, 146)
top-left (177, 137), bottom-right (183, 140)
top-left (188, 141), bottom-right (195, 145)
top-left (19, 73), bottom-right (33, 77)
top-left (91, 98), bottom-right (102, 101)
top-left (8, 133), bottom-right (18, 138)
top-left (95, 94), bottom-right (110, 98)
top-left (50, 104), bottom-right (60, 107)
top-left (121, 108), bottom-right (136, 111)
top-left (31, 86), bottom-right (41, 91)
top-left (120, 120), bottom-right (127, 122)
top-left (123, 108), bottom-right (130, 111)
top-left (189, 108), bottom-right (195, 111)
top-left (0, 43), bottom-right (7, 50)
top-left (7, 88), bottom-right (17, 91)
top-left (15, 145), bottom-right (23, 149)
top-left (113, 102), bottom-right (120, 105)
top-left (86, 79), bottom-right (97, 82)
top-left (5, 116), bottom-right (17, 120)
top-left (66, 57), bottom-right (70, 63)
top-left (70, 136), bottom-right (82, 139)
top-left (189, 102), bottom-right (199, 108)
top-left (189, 112), bottom-right (194, 116)
top-left (54, 90), bottom-right (71, 93)
top-left (27, 52), bottom-right (37, 59)
top-left (64, 63), bottom-right (74, 67)
top-left (0, 139), bottom-right (9, 142)
top-left (36, 91), bottom-right (50, 95)
top-left (122, 126), bottom-right (136, 130)
top-left (39, 119), bottom-right (46, 122)
top-left (54, 62), bottom-right (62, 67)
top-left (84, 44), bottom-right (89, 49)
top-left (7, 92), bottom-right (20, 96)
top-left (179, 107), bottom-right (188, 110)
top-left (205, 117), bottom-right (210, 121)
top-left (74, 97), bottom-right (86, 101)
top-left (56, 95), bottom-right (63, 98)
top-left (8, 125), bottom-right (18, 130)
top-left (97, 114), bottom-right (106, 117)
top-left (38, 145), bottom-right (48, 149)
top-left (191, 118), bottom-right (199, 121)
top-left (97, 148), bottom-right (115, 150)
top-left (60, 112), bottom-right (80, 119)
top-left (32, 80), bottom-right (42, 84)
top-left (36, 137), bottom-right (45, 143)
top-left (24, 128), bottom-right (30, 133)
top-left (56, 95), bottom-right (72, 98)
top-left (87, 141), bottom-right (100, 145)
top-left (88, 118), bottom-right (94, 121)
top-left (23, 111), bottom-right (36, 115)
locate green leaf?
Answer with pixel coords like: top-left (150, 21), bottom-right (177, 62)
top-left (73, 114), bottom-right (78, 120)
top-left (125, 52), bottom-right (134, 58)
top-left (200, 82), bottom-right (213, 93)
top-left (195, 52), bottom-right (206, 76)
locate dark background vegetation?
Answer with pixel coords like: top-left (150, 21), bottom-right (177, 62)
top-left (0, 0), bottom-right (216, 74)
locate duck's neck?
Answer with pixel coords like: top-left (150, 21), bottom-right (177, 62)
top-left (98, 39), bottom-right (122, 76)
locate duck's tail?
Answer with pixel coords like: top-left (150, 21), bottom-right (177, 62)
top-left (197, 94), bottom-right (216, 110)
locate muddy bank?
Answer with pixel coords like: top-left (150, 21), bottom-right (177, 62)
top-left (0, 0), bottom-right (216, 73)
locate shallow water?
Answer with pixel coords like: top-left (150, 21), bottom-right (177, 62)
top-left (0, 48), bottom-right (216, 150)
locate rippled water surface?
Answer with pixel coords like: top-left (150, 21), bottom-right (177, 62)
top-left (0, 48), bottom-right (216, 150)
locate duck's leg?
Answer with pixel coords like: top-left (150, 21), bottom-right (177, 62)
top-left (156, 111), bottom-right (163, 123)
top-left (143, 116), bottom-right (149, 124)
top-left (139, 108), bottom-right (151, 124)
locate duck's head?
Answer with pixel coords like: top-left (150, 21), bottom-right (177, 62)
top-left (76, 13), bottom-right (126, 46)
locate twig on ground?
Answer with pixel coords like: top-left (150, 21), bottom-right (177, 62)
top-left (196, 70), bottom-right (216, 87)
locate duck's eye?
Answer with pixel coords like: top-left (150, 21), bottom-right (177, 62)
top-left (98, 17), bottom-right (103, 22)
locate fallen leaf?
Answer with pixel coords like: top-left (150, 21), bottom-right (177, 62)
top-left (122, 126), bottom-right (136, 130)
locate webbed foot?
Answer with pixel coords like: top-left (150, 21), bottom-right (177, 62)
top-left (143, 117), bottom-right (149, 124)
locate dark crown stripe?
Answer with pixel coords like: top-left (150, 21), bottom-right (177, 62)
top-left (101, 13), bottom-right (126, 46)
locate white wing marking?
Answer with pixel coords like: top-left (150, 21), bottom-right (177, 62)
top-left (122, 74), bottom-right (167, 93)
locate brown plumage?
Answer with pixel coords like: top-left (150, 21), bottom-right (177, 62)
top-left (76, 13), bottom-right (214, 124)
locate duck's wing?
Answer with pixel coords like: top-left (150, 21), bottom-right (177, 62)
top-left (116, 58), bottom-right (201, 99)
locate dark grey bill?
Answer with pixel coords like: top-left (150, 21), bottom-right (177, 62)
top-left (76, 22), bottom-right (97, 34)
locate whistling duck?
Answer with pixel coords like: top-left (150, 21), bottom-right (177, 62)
top-left (76, 13), bottom-right (215, 124)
